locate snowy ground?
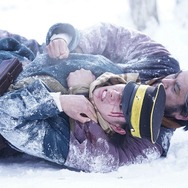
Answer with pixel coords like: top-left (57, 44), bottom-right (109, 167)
top-left (0, 0), bottom-right (188, 187)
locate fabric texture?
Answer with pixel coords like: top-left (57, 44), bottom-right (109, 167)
top-left (0, 79), bottom-right (70, 164)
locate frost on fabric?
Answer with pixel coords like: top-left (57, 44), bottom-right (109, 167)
top-left (20, 85), bottom-right (57, 119)
top-left (118, 141), bottom-right (161, 167)
top-left (0, 97), bottom-right (24, 120)
top-left (2, 123), bottom-right (46, 158)
top-left (0, 95), bottom-right (47, 158)
top-left (64, 135), bottom-right (118, 173)
top-left (161, 131), bottom-right (173, 153)
top-left (0, 80), bottom-right (59, 161)
top-left (139, 146), bottom-right (161, 163)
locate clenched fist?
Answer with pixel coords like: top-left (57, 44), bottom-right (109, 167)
top-left (46, 38), bottom-right (70, 59)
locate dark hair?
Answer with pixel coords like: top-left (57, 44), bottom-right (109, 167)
top-left (108, 123), bottom-right (132, 147)
top-left (180, 93), bottom-right (188, 117)
top-left (164, 102), bottom-right (188, 131)
top-left (179, 93), bottom-right (188, 131)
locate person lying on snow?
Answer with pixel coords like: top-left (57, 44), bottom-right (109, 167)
top-left (0, 63), bottom-right (166, 172)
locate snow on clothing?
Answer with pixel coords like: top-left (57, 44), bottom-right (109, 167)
top-left (46, 22), bottom-right (180, 82)
top-left (0, 80), bottom-right (70, 165)
top-left (0, 78), bottom-right (162, 173)
top-left (17, 53), bottom-right (124, 88)
top-left (0, 29), bottom-right (45, 58)
top-left (15, 54), bottom-right (139, 135)
top-left (0, 23), bottom-right (181, 171)
top-left (0, 22), bottom-right (180, 81)
top-left (0, 35), bottom-right (43, 157)
top-left (46, 22), bottom-right (181, 156)
top-left (0, 38), bottom-right (163, 172)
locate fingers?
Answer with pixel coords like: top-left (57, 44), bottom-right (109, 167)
top-left (87, 104), bottom-right (98, 123)
top-left (75, 102), bottom-right (97, 124)
top-left (76, 115), bottom-right (92, 124)
top-left (81, 99), bottom-right (97, 123)
top-left (76, 112), bottom-right (97, 124)
top-left (60, 95), bottom-right (98, 124)
top-left (46, 39), bottom-right (69, 59)
top-left (46, 40), bottom-right (59, 58)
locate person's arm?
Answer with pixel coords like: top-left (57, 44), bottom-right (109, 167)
top-left (0, 29), bottom-right (44, 56)
top-left (0, 78), bottom-right (98, 165)
top-left (77, 22), bottom-right (180, 79)
top-left (45, 22), bottom-right (170, 61)
top-left (45, 22), bottom-right (180, 82)
top-left (0, 79), bottom-right (69, 164)
top-left (6, 79), bottom-right (60, 121)
top-left (77, 22), bottom-right (171, 62)
top-left (63, 69), bottom-right (97, 123)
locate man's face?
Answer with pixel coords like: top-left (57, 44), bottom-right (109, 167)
top-left (161, 70), bottom-right (188, 119)
top-left (92, 84), bottom-right (126, 125)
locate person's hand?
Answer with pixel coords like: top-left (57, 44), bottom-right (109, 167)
top-left (60, 94), bottom-right (97, 123)
top-left (67, 69), bottom-right (96, 88)
top-left (46, 38), bottom-right (70, 59)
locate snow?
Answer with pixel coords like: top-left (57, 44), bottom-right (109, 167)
top-left (0, 0), bottom-right (188, 187)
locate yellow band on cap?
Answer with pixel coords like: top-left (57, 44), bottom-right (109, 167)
top-left (130, 85), bottom-right (149, 138)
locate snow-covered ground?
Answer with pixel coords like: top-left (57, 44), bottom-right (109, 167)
top-left (0, 0), bottom-right (188, 187)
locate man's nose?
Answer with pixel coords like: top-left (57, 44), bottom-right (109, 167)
top-left (162, 78), bottom-right (174, 89)
top-left (108, 90), bottom-right (121, 102)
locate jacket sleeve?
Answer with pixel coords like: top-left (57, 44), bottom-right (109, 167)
top-left (78, 23), bottom-right (180, 80)
top-left (156, 126), bottom-right (174, 157)
top-left (0, 79), bottom-right (70, 165)
top-left (0, 37), bottom-right (36, 62)
top-left (0, 29), bottom-right (44, 56)
top-left (77, 22), bottom-right (171, 62)
top-left (45, 23), bottom-right (180, 77)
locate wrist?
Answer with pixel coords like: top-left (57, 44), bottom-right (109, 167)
top-left (50, 92), bottom-right (63, 112)
top-left (50, 33), bottom-right (72, 45)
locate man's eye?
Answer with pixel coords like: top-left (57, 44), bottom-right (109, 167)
top-left (174, 73), bottom-right (178, 79)
top-left (174, 82), bottom-right (180, 94)
top-left (119, 103), bottom-right (122, 110)
top-left (174, 71), bottom-right (181, 78)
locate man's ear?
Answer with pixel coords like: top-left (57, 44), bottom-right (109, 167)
top-left (109, 124), bottom-right (126, 135)
top-left (174, 113), bottom-right (188, 121)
